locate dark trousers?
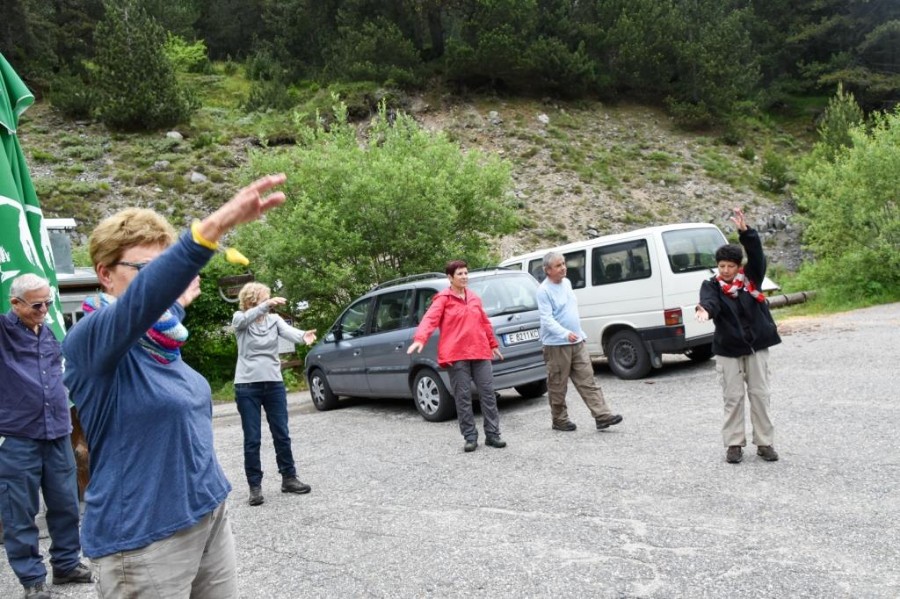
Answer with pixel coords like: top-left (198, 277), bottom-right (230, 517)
top-left (0, 435), bottom-right (82, 586)
top-left (235, 381), bottom-right (297, 488)
top-left (448, 360), bottom-right (500, 441)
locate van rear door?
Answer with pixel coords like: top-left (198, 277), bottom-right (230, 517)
top-left (659, 226), bottom-right (726, 342)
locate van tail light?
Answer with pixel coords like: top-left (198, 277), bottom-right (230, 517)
top-left (664, 308), bottom-right (683, 326)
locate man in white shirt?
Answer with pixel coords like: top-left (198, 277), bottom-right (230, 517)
top-left (536, 252), bottom-right (623, 432)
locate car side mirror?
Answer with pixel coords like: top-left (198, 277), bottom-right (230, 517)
top-left (331, 325), bottom-right (343, 342)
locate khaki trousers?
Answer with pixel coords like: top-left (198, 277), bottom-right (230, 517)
top-left (543, 342), bottom-right (612, 424)
top-left (715, 349), bottom-right (774, 448)
top-left (93, 503), bottom-right (236, 599)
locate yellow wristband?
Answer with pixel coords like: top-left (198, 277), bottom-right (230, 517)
top-left (191, 220), bottom-right (219, 251)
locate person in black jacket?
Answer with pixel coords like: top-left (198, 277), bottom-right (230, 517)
top-left (696, 208), bottom-right (782, 464)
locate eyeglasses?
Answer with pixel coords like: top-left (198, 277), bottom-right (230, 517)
top-left (15, 297), bottom-right (53, 311)
top-left (113, 260), bottom-right (151, 271)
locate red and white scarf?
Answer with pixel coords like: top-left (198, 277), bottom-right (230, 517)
top-left (717, 269), bottom-right (766, 303)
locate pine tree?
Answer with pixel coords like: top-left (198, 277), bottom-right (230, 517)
top-left (93, 0), bottom-right (195, 130)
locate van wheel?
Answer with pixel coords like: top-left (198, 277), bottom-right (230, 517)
top-left (607, 330), bottom-right (652, 380)
top-left (685, 343), bottom-right (713, 362)
top-left (309, 369), bottom-right (339, 411)
top-left (514, 379), bottom-right (547, 398)
top-left (413, 369), bottom-right (456, 422)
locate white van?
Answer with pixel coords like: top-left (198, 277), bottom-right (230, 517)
top-left (499, 223), bottom-right (776, 379)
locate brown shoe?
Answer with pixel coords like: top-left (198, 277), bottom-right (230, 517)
top-left (552, 420), bottom-right (577, 432)
top-left (595, 414), bottom-right (623, 430)
top-left (756, 445), bottom-right (779, 461)
top-left (726, 446), bottom-right (743, 463)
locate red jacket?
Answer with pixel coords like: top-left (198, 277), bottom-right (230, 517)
top-left (413, 287), bottom-right (498, 367)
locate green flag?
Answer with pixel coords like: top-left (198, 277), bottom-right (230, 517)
top-left (0, 52), bottom-right (66, 340)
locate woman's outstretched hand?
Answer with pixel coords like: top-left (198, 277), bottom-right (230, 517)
top-left (197, 174), bottom-right (288, 244)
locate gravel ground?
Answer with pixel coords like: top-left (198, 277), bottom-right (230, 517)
top-left (3, 303), bottom-right (898, 598)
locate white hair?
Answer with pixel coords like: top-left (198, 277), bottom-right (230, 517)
top-left (9, 273), bottom-right (50, 298)
top-left (542, 251), bottom-right (564, 270)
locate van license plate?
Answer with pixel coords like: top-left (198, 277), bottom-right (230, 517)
top-left (503, 329), bottom-right (539, 346)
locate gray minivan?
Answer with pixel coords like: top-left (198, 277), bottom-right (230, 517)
top-left (304, 269), bottom-right (548, 421)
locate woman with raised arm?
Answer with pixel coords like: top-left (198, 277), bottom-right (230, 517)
top-left (62, 175), bottom-right (287, 598)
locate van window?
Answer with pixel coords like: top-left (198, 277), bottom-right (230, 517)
top-left (505, 262), bottom-right (523, 271)
top-left (526, 252), bottom-right (585, 288)
top-left (528, 258), bottom-right (545, 282)
top-left (373, 290), bottom-right (411, 333)
top-left (592, 240), bottom-right (652, 285)
top-left (662, 227), bottom-right (727, 273)
top-left (565, 251), bottom-right (586, 289)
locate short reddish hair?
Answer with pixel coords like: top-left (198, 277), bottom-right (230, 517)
top-left (445, 259), bottom-right (468, 277)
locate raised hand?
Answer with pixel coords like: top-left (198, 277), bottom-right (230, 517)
top-left (730, 207), bottom-right (748, 232)
top-left (197, 174), bottom-right (288, 244)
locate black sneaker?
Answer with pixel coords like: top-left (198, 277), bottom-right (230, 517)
top-left (463, 439), bottom-right (478, 452)
top-left (53, 562), bottom-right (92, 584)
top-left (485, 435), bottom-right (507, 448)
top-left (281, 477), bottom-right (312, 494)
top-left (595, 414), bottom-right (623, 430)
top-left (249, 486), bottom-right (265, 506)
top-left (756, 445), bottom-right (779, 461)
top-left (23, 582), bottom-right (51, 598)
top-left (726, 446), bottom-right (743, 464)
top-left (552, 420), bottom-right (577, 432)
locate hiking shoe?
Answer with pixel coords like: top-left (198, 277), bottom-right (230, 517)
top-left (53, 562), bottom-right (92, 584)
top-left (485, 435), bottom-right (507, 448)
top-left (23, 582), bottom-right (51, 598)
top-left (756, 446), bottom-right (779, 462)
top-left (463, 439), bottom-right (478, 452)
top-left (552, 420), bottom-right (577, 432)
top-left (249, 486), bottom-right (264, 506)
top-left (726, 446), bottom-right (743, 464)
top-left (595, 414), bottom-right (623, 430)
top-left (281, 477), bottom-right (312, 494)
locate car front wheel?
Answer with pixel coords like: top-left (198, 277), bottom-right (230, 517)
top-left (413, 369), bottom-right (456, 422)
top-left (309, 368), bottom-right (339, 411)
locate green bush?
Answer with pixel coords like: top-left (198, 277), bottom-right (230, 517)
top-left (794, 106), bottom-right (900, 307)
top-left (759, 150), bottom-right (791, 192)
top-left (244, 79), bottom-right (297, 112)
top-left (47, 71), bottom-right (95, 119)
top-left (326, 18), bottom-right (423, 87)
top-left (163, 33), bottom-right (210, 74)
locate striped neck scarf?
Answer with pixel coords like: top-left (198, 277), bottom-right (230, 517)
top-left (82, 292), bottom-right (189, 364)
top-left (717, 269), bottom-right (766, 303)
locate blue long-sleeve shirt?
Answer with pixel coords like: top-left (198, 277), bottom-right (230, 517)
top-left (0, 311), bottom-right (71, 439)
top-left (536, 277), bottom-right (587, 346)
top-left (62, 233), bottom-right (231, 558)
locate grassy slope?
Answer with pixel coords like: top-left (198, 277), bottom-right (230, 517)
top-left (18, 66), bottom-right (821, 273)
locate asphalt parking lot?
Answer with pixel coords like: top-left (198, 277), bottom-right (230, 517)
top-left (2, 303), bottom-right (898, 598)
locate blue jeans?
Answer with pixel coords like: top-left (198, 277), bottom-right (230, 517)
top-left (234, 382), bottom-right (296, 488)
top-left (0, 435), bottom-right (82, 586)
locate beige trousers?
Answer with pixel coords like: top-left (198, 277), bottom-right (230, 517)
top-left (543, 342), bottom-right (612, 424)
top-left (715, 349), bottom-right (774, 448)
top-left (93, 503), bottom-right (236, 599)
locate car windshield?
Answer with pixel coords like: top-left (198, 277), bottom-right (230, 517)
top-left (662, 227), bottom-right (728, 273)
top-left (469, 274), bottom-right (539, 316)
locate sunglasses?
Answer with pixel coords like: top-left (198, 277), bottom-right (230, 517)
top-left (15, 297), bottom-right (54, 311)
top-left (113, 260), bottom-right (151, 271)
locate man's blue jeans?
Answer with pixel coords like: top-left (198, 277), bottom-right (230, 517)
top-left (0, 435), bottom-right (82, 586)
top-left (234, 381), bottom-right (297, 488)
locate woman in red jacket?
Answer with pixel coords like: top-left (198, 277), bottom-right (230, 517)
top-left (408, 260), bottom-right (506, 452)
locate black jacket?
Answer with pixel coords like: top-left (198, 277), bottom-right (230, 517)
top-left (698, 228), bottom-right (781, 357)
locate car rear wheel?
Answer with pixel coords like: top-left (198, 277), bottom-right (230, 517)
top-left (685, 343), bottom-right (713, 362)
top-left (514, 379), bottom-right (547, 398)
top-left (309, 369), bottom-right (339, 411)
top-left (413, 369), bottom-right (456, 422)
top-left (607, 330), bottom-right (652, 380)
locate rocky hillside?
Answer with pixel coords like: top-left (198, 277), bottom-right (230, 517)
top-left (19, 94), bottom-right (809, 272)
